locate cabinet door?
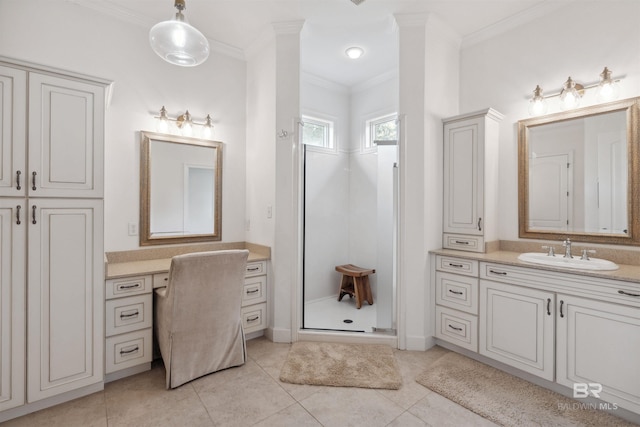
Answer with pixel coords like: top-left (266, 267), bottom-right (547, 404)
top-left (0, 66), bottom-right (26, 197)
top-left (557, 295), bottom-right (640, 413)
top-left (27, 199), bottom-right (103, 402)
top-left (28, 73), bottom-right (104, 198)
top-left (443, 117), bottom-right (484, 235)
top-left (0, 200), bottom-right (26, 411)
top-left (480, 280), bottom-right (554, 381)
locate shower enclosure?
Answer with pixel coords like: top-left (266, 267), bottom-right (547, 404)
top-left (302, 131), bottom-right (398, 333)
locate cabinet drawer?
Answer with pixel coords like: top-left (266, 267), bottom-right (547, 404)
top-left (436, 272), bottom-right (478, 315)
top-left (435, 306), bottom-right (478, 352)
top-left (242, 275), bottom-right (266, 307)
top-left (153, 272), bottom-right (169, 288)
top-left (106, 294), bottom-right (152, 337)
top-left (443, 233), bottom-right (484, 253)
top-left (105, 328), bottom-right (152, 374)
top-left (245, 261), bottom-right (266, 277)
top-left (435, 255), bottom-right (479, 277)
top-left (241, 303), bottom-right (267, 333)
top-left (106, 275), bottom-right (152, 299)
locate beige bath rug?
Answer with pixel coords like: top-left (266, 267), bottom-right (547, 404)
top-left (416, 352), bottom-right (635, 426)
top-left (279, 341), bottom-right (402, 390)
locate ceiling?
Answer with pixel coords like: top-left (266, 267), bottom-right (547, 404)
top-left (68, 0), bottom-right (562, 88)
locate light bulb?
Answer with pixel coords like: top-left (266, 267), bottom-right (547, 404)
top-left (559, 77), bottom-right (581, 110)
top-left (156, 106), bottom-right (169, 133)
top-left (202, 114), bottom-right (213, 139)
top-left (528, 85), bottom-right (548, 116)
top-left (596, 67), bottom-right (619, 103)
top-left (345, 47), bottom-right (364, 59)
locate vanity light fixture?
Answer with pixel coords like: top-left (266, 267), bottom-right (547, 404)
top-left (345, 47), bottom-right (364, 59)
top-left (149, 0), bottom-right (210, 67)
top-left (154, 106), bottom-right (214, 138)
top-left (527, 67), bottom-right (622, 116)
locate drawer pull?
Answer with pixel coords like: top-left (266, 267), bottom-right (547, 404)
top-left (32, 205), bottom-right (37, 224)
top-left (454, 240), bottom-right (470, 245)
top-left (547, 298), bottom-right (551, 316)
top-left (559, 300), bottom-right (564, 318)
top-left (118, 283), bottom-right (141, 290)
top-left (120, 310), bottom-right (139, 319)
top-left (16, 205), bottom-right (21, 225)
top-left (32, 171), bottom-right (37, 191)
top-left (618, 290), bottom-right (640, 297)
top-left (247, 266), bottom-right (261, 272)
top-left (448, 324), bottom-right (463, 332)
top-left (448, 289), bottom-right (464, 295)
top-left (246, 289), bottom-right (260, 294)
top-left (120, 345), bottom-right (139, 355)
top-left (448, 263), bottom-right (464, 268)
top-left (489, 269), bottom-right (507, 276)
top-left (247, 315), bottom-right (259, 322)
top-left (16, 170), bottom-right (21, 190)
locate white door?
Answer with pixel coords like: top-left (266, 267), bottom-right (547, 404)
top-left (480, 280), bottom-right (555, 381)
top-left (0, 200), bottom-right (26, 411)
top-left (0, 66), bottom-right (26, 197)
top-left (556, 294), bottom-right (640, 413)
top-left (28, 73), bottom-right (104, 198)
top-left (27, 198), bottom-right (103, 402)
top-left (528, 152), bottom-right (571, 230)
top-left (443, 118), bottom-right (483, 235)
top-left (597, 132), bottom-right (627, 233)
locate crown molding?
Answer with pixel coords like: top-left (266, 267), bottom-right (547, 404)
top-left (462, 1), bottom-right (575, 49)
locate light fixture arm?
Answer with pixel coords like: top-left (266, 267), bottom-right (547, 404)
top-left (154, 106), bottom-right (214, 137)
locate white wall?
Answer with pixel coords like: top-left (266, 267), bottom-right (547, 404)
top-left (459, 0), bottom-right (640, 245)
top-left (0, 0), bottom-right (248, 252)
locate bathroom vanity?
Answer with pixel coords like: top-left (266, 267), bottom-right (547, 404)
top-left (103, 242), bottom-right (270, 382)
top-left (430, 248), bottom-right (640, 417)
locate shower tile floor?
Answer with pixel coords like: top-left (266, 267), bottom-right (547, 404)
top-left (304, 296), bottom-right (377, 332)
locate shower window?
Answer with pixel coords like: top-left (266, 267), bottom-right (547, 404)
top-left (365, 113), bottom-right (397, 150)
top-left (301, 115), bottom-right (335, 152)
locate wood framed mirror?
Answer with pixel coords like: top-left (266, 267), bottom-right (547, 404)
top-left (140, 131), bottom-right (223, 246)
top-left (518, 96), bottom-right (640, 245)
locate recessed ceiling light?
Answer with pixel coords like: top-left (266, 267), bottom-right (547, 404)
top-left (345, 47), bottom-right (364, 59)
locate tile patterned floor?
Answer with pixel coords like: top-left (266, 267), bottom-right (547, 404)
top-left (3, 338), bottom-right (498, 427)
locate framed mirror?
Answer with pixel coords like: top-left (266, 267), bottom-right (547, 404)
top-left (140, 131), bottom-right (223, 246)
top-left (518, 96), bottom-right (639, 245)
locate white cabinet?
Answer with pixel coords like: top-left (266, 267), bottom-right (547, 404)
top-left (434, 255), bottom-right (479, 352)
top-left (557, 295), bottom-right (640, 414)
top-left (105, 275), bottom-right (153, 379)
top-left (28, 73), bottom-right (104, 198)
top-left (0, 201), bottom-right (25, 412)
top-left (27, 199), bottom-right (104, 402)
top-left (479, 279), bottom-right (555, 381)
top-left (442, 109), bottom-right (503, 252)
top-left (0, 66), bottom-right (26, 197)
top-left (0, 59), bottom-right (107, 420)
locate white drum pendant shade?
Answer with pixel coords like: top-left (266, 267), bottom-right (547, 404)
top-left (149, 2), bottom-right (209, 67)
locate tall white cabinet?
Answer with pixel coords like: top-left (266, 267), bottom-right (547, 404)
top-left (0, 58), bottom-right (107, 418)
top-left (442, 109), bottom-right (503, 252)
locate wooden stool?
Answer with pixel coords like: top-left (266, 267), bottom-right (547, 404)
top-left (335, 264), bottom-right (375, 309)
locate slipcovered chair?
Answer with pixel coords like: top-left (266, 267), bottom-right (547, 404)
top-left (154, 250), bottom-right (249, 389)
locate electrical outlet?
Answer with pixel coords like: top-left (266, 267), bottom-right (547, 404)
top-left (128, 223), bottom-right (138, 236)
top-left (267, 205), bottom-right (273, 219)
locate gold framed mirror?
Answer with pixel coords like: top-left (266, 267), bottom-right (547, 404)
top-left (518, 96), bottom-right (639, 245)
top-left (140, 131), bottom-right (223, 246)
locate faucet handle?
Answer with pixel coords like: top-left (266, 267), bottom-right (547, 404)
top-left (562, 237), bottom-right (571, 246)
top-left (541, 245), bottom-right (556, 256)
top-left (580, 249), bottom-right (596, 260)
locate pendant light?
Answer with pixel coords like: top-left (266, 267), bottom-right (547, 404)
top-left (149, 0), bottom-right (210, 67)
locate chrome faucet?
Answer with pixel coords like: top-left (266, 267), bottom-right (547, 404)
top-left (562, 238), bottom-right (572, 258)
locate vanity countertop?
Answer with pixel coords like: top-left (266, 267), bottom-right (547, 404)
top-left (431, 248), bottom-right (640, 285)
top-left (105, 242), bottom-right (270, 279)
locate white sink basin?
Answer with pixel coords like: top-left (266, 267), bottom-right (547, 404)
top-left (517, 252), bottom-right (619, 271)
